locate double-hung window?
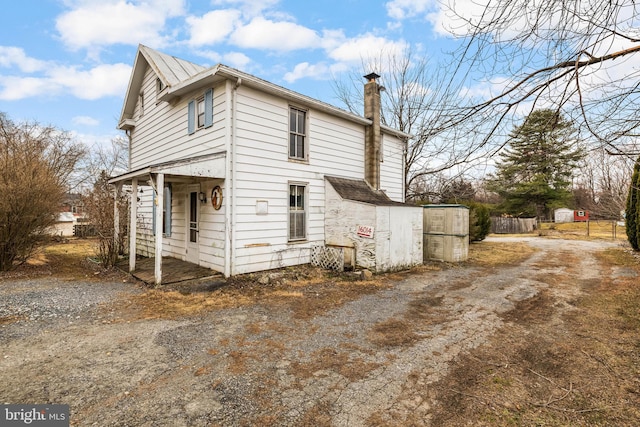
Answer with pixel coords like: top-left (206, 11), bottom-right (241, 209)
top-left (289, 107), bottom-right (306, 160)
top-left (289, 184), bottom-right (306, 241)
top-left (188, 88), bottom-right (213, 134)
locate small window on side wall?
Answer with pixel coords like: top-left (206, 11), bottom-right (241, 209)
top-left (288, 184), bottom-right (306, 241)
top-left (289, 107), bottom-right (306, 160)
top-left (188, 88), bottom-right (213, 134)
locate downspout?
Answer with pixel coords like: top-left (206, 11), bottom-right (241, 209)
top-left (230, 77), bottom-right (242, 276)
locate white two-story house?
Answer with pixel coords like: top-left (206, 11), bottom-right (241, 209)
top-left (110, 45), bottom-right (423, 284)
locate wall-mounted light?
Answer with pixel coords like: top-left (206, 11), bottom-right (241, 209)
top-left (198, 191), bottom-right (207, 204)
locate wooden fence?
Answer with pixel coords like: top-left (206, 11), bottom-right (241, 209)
top-left (490, 217), bottom-right (538, 234)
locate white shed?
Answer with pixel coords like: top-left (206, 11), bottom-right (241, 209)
top-left (323, 177), bottom-right (423, 273)
top-left (554, 208), bottom-right (574, 223)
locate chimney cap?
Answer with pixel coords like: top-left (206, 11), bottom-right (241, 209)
top-left (363, 72), bottom-right (380, 82)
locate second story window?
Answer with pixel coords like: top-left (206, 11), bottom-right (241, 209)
top-left (289, 107), bottom-right (306, 160)
top-left (187, 88), bottom-right (213, 134)
top-left (197, 96), bottom-right (205, 128)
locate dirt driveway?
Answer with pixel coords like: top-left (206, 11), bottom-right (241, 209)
top-left (1, 236), bottom-right (638, 426)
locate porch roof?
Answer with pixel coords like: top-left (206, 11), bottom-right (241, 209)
top-left (109, 151), bottom-right (226, 185)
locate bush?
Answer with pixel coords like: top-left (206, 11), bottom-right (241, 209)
top-left (467, 201), bottom-right (492, 242)
top-left (626, 156), bottom-right (640, 251)
top-left (0, 113), bottom-right (85, 271)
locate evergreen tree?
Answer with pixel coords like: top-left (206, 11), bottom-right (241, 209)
top-left (487, 109), bottom-right (584, 219)
top-left (626, 157), bottom-right (640, 251)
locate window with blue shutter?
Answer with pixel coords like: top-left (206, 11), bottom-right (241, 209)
top-left (188, 89), bottom-right (213, 134)
top-left (204, 89), bottom-right (213, 128)
top-left (187, 100), bottom-right (195, 134)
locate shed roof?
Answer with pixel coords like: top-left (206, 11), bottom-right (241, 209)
top-left (326, 176), bottom-right (409, 206)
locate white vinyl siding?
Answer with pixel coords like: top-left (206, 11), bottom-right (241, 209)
top-left (230, 85), bottom-right (365, 274)
top-left (129, 67), bottom-right (225, 170)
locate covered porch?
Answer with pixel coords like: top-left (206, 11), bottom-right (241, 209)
top-left (119, 256), bottom-right (223, 285)
top-left (109, 151), bottom-right (227, 285)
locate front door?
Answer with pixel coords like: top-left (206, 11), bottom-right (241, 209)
top-left (186, 189), bottom-right (200, 264)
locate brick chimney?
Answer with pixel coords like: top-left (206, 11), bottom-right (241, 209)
top-left (363, 72), bottom-right (382, 190)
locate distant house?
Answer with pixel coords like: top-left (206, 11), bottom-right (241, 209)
top-left (109, 45), bottom-right (422, 284)
top-left (49, 193), bottom-right (86, 237)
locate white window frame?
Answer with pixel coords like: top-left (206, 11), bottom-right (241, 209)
top-left (197, 96), bottom-right (205, 128)
top-left (289, 106), bottom-right (307, 161)
top-left (188, 88), bottom-right (213, 135)
top-left (288, 182), bottom-right (307, 241)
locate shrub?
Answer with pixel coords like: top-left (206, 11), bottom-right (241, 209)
top-left (467, 201), bottom-right (492, 242)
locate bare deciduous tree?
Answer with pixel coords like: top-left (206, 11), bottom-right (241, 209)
top-left (574, 147), bottom-right (632, 219)
top-left (81, 136), bottom-right (130, 267)
top-left (441, 0), bottom-right (640, 155)
top-left (0, 113), bottom-right (86, 271)
top-left (334, 49), bottom-right (477, 200)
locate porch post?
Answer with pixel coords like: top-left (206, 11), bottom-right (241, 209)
top-left (114, 182), bottom-right (122, 261)
top-left (129, 178), bottom-right (138, 272)
top-left (154, 173), bottom-right (164, 285)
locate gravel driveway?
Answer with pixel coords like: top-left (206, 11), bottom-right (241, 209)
top-left (0, 237), bottom-right (622, 426)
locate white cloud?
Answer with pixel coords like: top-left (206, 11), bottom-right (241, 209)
top-left (385, 0), bottom-right (436, 20)
top-left (283, 62), bottom-right (330, 83)
top-left (196, 50), bottom-right (251, 69)
top-left (55, 0), bottom-right (186, 50)
top-left (222, 52), bottom-right (252, 69)
top-left (186, 9), bottom-right (241, 46)
top-left (72, 115), bottom-right (100, 126)
top-left (0, 76), bottom-right (50, 100)
top-left (230, 17), bottom-right (321, 51)
top-left (0, 63), bottom-right (131, 101)
top-left (0, 46), bottom-right (47, 72)
top-left (327, 33), bottom-right (408, 64)
top-left (212, 0), bottom-right (281, 17)
top-left (48, 63), bottom-right (132, 99)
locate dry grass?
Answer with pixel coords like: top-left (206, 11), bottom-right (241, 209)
top-left (538, 220), bottom-right (626, 241)
top-left (426, 246), bottom-right (640, 426)
top-left (467, 241), bottom-right (537, 267)
top-left (112, 266), bottom-right (390, 321)
top-left (368, 319), bottom-right (422, 348)
top-left (0, 237), bottom-right (130, 282)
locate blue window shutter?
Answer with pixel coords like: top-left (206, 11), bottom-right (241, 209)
top-left (204, 89), bottom-right (213, 128)
top-left (187, 100), bottom-right (195, 134)
top-left (164, 185), bottom-right (172, 236)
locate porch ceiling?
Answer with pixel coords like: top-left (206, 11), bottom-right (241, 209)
top-left (109, 151), bottom-right (226, 185)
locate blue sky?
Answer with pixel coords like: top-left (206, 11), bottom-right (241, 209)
top-left (0, 0), bottom-right (465, 151)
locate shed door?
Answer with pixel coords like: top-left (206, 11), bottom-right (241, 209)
top-left (186, 190), bottom-right (200, 264)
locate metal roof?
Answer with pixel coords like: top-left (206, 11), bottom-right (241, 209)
top-left (118, 46), bottom-right (413, 141)
top-left (140, 45), bottom-right (205, 87)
